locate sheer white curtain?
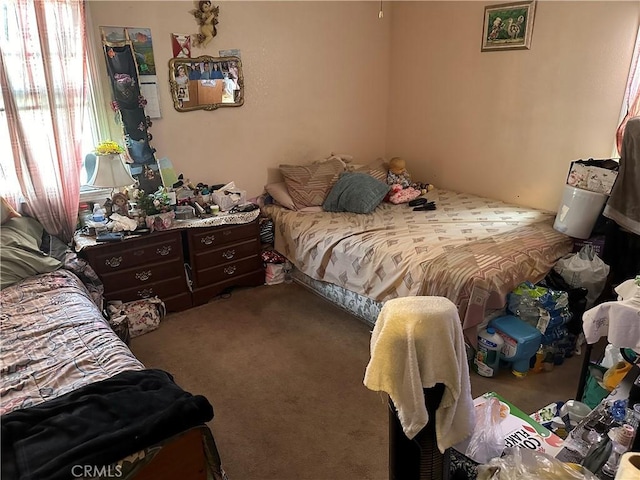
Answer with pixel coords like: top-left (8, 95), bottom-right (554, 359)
top-left (0, 0), bottom-right (87, 242)
top-left (616, 26), bottom-right (640, 156)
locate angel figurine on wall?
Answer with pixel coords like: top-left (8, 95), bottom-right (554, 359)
top-left (190, 0), bottom-right (219, 48)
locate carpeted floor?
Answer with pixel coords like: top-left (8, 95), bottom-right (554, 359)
top-left (130, 282), bottom-right (585, 480)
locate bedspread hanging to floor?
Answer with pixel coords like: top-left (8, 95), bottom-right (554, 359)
top-left (263, 189), bottom-right (573, 338)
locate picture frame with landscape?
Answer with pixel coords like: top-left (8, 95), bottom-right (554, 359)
top-left (481, 1), bottom-right (536, 52)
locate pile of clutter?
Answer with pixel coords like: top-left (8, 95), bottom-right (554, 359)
top-left (80, 176), bottom-right (259, 235)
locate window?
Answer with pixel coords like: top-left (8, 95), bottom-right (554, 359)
top-left (0, 0), bottom-right (105, 201)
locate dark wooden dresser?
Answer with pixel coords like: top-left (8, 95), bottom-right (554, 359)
top-left (81, 230), bottom-right (192, 312)
top-left (80, 219), bottom-right (264, 311)
top-left (185, 220), bottom-right (264, 306)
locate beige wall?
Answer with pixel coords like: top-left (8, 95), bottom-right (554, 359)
top-left (87, 1), bottom-right (391, 199)
top-left (387, 1), bottom-right (639, 211)
top-left (88, 1), bottom-right (638, 211)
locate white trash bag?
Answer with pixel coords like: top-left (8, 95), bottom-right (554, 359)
top-left (553, 245), bottom-right (609, 308)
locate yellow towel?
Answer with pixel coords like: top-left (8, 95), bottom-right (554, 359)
top-left (363, 296), bottom-right (475, 451)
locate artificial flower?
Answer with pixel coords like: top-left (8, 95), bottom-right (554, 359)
top-left (94, 140), bottom-right (125, 155)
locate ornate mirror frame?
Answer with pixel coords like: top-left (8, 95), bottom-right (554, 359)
top-left (169, 55), bottom-right (244, 112)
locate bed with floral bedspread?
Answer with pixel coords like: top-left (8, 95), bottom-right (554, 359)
top-left (0, 216), bottom-right (226, 480)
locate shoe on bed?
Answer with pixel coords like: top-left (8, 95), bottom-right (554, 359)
top-left (413, 202), bottom-right (436, 211)
top-left (408, 197), bottom-right (428, 207)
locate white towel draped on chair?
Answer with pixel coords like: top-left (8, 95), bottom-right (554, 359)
top-left (363, 296), bottom-right (475, 452)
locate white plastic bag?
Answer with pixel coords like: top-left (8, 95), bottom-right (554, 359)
top-left (465, 396), bottom-right (506, 464)
top-left (553, 245), bottom-right (609, 308)
top-left (476, 446), bottom-right (598, 480)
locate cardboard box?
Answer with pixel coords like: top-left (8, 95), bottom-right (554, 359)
top-left (454, 392), bottom-right (565, 460)
top-left (572, 235), bottom-right (606, 257)
top-left (566, 161), bottom-right (618, 195)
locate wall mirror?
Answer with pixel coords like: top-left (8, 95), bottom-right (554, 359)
top-left (169, 55), bottom-right (244, 112)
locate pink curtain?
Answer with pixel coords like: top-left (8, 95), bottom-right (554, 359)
top-left (616, 27), bottom-right (640, 156)
top-left (0, 0), bottom-right (87, 243)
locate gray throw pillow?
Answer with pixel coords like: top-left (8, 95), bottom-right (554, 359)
top-left (323, 172), bottom-right (390, 214)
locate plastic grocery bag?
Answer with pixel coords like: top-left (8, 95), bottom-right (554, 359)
top-left (553, 245), bottom-right (609, 308)
top-left (476, 446), bottom-right (598, 480)
top-left (465, 396), bottom-right (505, 464)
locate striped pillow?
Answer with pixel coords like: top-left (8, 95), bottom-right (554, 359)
top-left (352, 158), bottom-right (388, 183)
top-left (279, 158), bottom-right (345, 209)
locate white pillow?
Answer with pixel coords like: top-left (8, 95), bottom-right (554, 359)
top-left (265, 182), bottom-right (297, 210)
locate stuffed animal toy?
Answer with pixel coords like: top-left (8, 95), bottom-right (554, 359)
top-left (387, 157), bottom-right (412, 189)
top-left (411, 182), bottom-right (435, 195)
top-left (387, 184), bottom-right (422, 204)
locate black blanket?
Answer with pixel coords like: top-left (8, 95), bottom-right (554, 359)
top-left (1, 369), bottom-right (214, 480)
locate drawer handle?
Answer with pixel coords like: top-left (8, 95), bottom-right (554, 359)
top-left (224, 265), bottom-right (236, 276)
top-left (222, 249), bottom-right (236, 260)
top-left (133, 249), bottom-right (145, 256)
top-left (138, 288), bottom-right (154, 298)
top-left (105, 256), bottom-right (122, 268)
top-left (156, 246), bottom-right (172, 256)
top-left (135, 270), bottom-right (152, 281)
top-left (201, 234), bottom-right (215, 245)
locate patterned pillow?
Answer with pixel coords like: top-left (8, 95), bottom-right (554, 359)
top-left (279, 158), bottom-right (345, 209)
top-left (352, 158), bottom-right (388, 183)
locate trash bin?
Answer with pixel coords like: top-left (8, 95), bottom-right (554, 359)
top-left (553, 185), bottom-right (607, 239)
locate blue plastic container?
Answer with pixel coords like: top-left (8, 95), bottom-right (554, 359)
top-left (489, 315), bottom-right (542, 377)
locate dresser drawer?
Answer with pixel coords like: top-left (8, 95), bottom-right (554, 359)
top-left (85, 231), bottom-right (182, 274)
top-left (193, 255), bottom-right (261, 287)
top-left (192, 238), bottom-right (259, 271)
top-left (104, 275), bottom-right (188, 304)
top-left (189, 222), bottom-right (258, 252)
top-left (99, 258), bottom-right (185, 292)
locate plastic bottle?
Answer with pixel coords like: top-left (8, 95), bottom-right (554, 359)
top-left (474, 327), bottom-right (504, 378)
top-left (78, 202), bottom-right (92, 228)
top-left (531, 346), bottom-right (545, 374)
top-left (92, 203), bottom-right (105, 222)
top-left (601, 425), bottom-right (635, 477)
top-left (582, 423), bottom-right (612, 474)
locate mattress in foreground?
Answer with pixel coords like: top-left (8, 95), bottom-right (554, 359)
top-left (264, 189), bottom-right (573, 338)
top-left (0, 269), bottom-right (144, 416)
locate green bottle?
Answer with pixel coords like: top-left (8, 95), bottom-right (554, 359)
top-left (582, 429), bottom-right (612, 474)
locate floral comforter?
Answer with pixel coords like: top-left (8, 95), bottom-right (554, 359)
top-left (0, 266), bottom-right (143, 415)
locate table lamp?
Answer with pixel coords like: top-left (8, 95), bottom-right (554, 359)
top-left (87, 153), bottom-right (135, 190)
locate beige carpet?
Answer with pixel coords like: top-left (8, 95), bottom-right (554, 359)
top-left (130, 282), bottom-right (585, 480)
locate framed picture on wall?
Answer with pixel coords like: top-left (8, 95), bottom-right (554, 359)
top-left (481, 1), bottom-right (537, 52)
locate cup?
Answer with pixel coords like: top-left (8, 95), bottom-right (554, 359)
top-left (210, 204), bottom-right (220, 215)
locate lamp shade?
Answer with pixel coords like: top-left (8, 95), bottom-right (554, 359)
top-left (88, 153), bottom-right (135, 188)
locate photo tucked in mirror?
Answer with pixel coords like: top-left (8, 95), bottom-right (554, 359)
top-left (169, 55), bottom-right (243, 111)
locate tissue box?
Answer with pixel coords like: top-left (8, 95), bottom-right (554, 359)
top-left (566, 160), bottom-right (618, 195)
top-left (212, 182), bottom-right (246, 211)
